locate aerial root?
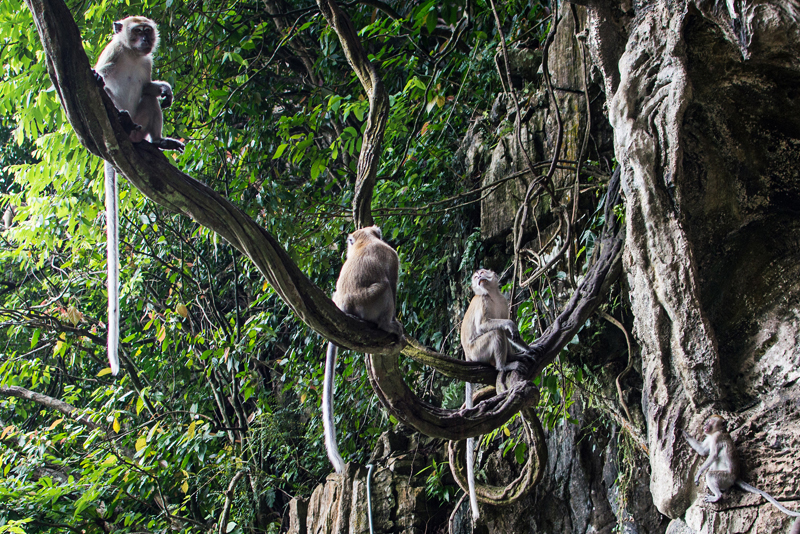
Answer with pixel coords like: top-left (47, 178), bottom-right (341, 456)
top-left (447, 386), bottom-right (547, 505)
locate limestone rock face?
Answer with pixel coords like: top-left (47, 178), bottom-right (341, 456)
top-left (294, 0), bottom-right (800, 531)
top-left (286, 432), bottom-right (447, 534)
top-left (455, 0), bottom-right (800, 530)
top-left (591, 0), bottom-right (800, 530)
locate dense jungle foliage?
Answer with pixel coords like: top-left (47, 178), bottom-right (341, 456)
top-left (0, 0), bottom-right (622, 532)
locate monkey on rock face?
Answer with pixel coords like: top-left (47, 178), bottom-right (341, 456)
top-left (683, 415), bottom-right (800, 517)
top-left (459, 268), bottom-right (527, 522)
top-left (94, 16), bottom-right (184, 376)
top-left (323, 226), bottom-right (403, 474)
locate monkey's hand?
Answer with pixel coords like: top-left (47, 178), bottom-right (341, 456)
top-left (501, 319), bottom-right (522, 340)
top-left (117, 110), bottom-right (142, 135)
top-left (159, 84), bottom-right (173, 109)
top-left (147, 81), bottom-right (173, 109)
top-left (694, 474), bottom-right (701, 486)
top-left (92, 69), bottom-right (105, 87)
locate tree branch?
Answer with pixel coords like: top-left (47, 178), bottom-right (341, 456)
top-left (0, 385), bottom-right (99, 430)
top-left (23, 0), bottom-right (625, 443)
top-left (23, 0), bottom-right (398, 356)
top-left (316, 0), bottom-right (389, 228)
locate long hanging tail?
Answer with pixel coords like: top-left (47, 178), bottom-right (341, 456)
top-left (737, 481), bottom-right (800, 517)
top-left (465, 381), bottom-right (479, 522)
top-left (104, 161), bottom-right (120, 376)
top-left (322, 342), bottom-right (345, 473)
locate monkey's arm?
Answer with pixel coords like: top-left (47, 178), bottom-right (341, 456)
top-left (695, 448), bottom-right (718, 485)
top-left (682, 430), bottom-right (710, 456)
top-left (143, 81), bottom-right (173, 109)
top-left (337, 281), bottom-right (392, 311)
top-left (470, 318), bottom-right (519, 343)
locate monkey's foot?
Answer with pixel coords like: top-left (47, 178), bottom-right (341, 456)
top-left (117, 111), bottom-right (142, 135)
top-left (704, 494), bottom-right (723, 503)
top-left (157, 137), bottom-right (185, 153)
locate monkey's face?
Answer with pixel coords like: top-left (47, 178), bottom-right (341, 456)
top-left (113, 17), bottom-right (159, 56)
top-left (471, 269), bottom-right (498, 296)
top-left (127, 23), bottom-right (157, 55)
top-left (704, 415), bottom-right (726, 434)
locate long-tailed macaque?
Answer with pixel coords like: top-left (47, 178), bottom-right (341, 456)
top-left (459, 269), bottom-right (526, 522)
top-left (683, 415), bottom-right (800, 517)
top-left (324, 226), bottom-right (403, 473)
top-left (94, 16), bottom-right (184, 375)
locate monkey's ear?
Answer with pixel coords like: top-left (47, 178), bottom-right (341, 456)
top-left (113, 21), bottom-right (123, 33)
top-left (371, 225), bottom-right (382, 239)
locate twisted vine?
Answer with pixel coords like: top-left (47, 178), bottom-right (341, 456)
top-left (23, 0), bottom-right (624, 461)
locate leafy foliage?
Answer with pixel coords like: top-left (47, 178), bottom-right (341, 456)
top-left (0, 0), bottom-right (601, 532)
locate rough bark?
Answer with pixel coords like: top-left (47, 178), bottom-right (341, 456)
top-left (316, 0), bottom-right (389, 229)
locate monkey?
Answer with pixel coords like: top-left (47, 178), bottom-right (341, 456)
top-left (323, 225), bottom-right (403, 474)
top-left (95, 17), bottom-right (182, 150)
top-left (683, 415), bottom-right (800, 517)
top-left (459, 268), bottom-right (528, 522)
top-left (94, 16), bottom-right (184, 376)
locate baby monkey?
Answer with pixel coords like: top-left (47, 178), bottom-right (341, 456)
top-left (94, 16), bottom-right (184, 376)
top-left (683, 415), bottom-right (800, 517)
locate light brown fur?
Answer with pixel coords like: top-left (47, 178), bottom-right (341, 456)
top-left (460, 269), bottom-right (517, 371)
top-left (332, 226), bottom-right (402, 337)
top-left (323, 226), bottom-right (402, 473)
top-left (95, 16), bottom-right (182, 377)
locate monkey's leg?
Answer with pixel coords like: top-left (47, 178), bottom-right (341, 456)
top-left (705, 473), bottom-right (725, 503)
top-left (104, 161), bottom-right (120, 375)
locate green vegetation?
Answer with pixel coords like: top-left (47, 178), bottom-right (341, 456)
top-left (0, 1), bottom-right (617, 532)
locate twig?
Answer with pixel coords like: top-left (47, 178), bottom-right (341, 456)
top-left (218, 470), bottom-right (247, 534)
top-left (0, 385), bottom-right (99, 430)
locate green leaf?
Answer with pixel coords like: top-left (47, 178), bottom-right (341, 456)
top-left (273, 143), bottom-right (288, 159)
top-left (425, 11), bottom-right (437, 35)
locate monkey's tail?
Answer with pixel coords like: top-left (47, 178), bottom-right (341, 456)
top-left (322, 342), bottom-right (345, 474)
top-left (104, 161), bottom-right (120, 376)
top-left (465, 381), bottom-right (479, 522)
top-left (737, 481), bottom-right (800, 517)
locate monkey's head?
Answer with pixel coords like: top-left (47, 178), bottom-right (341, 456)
top-left (346, 225), bottom-right (383, 255)
top-left (114, 16), bottom-right (159, 56)
top-left (704, 415), bottom-right (727, 435)
top-left (471, 269), bottom-right (499, 296)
